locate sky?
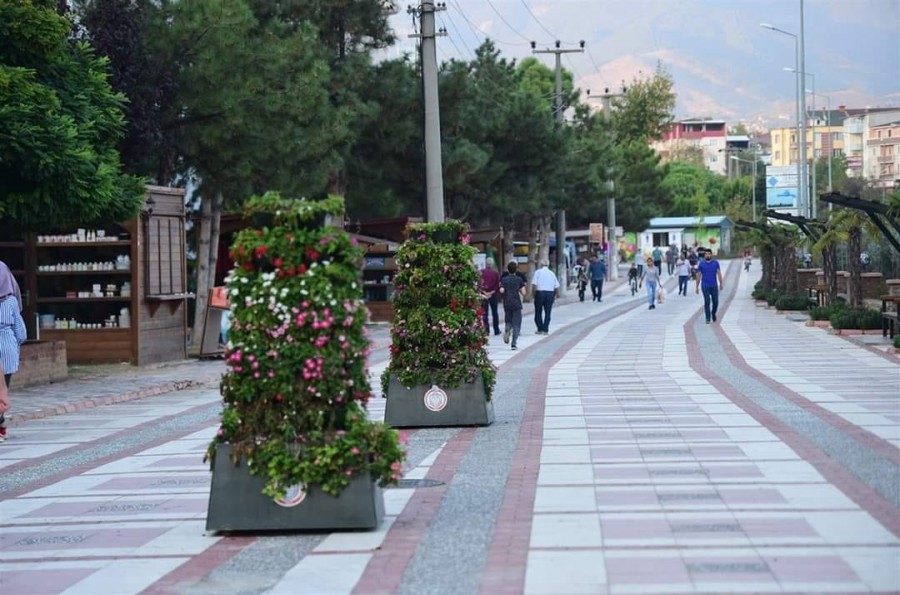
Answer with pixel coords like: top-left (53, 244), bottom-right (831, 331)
top-left (385, 0), bottom-right (900, 128)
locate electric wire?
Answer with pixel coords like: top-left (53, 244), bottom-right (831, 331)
top-left (518, 0), bottom-right (576, 43)
top-left (485, 0), bottom-right (534, 44)
top-left (448, 0), bottom-right (531, 47)
top-left (438, 11), bottom-right (474, 60)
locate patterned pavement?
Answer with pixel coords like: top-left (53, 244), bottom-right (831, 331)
top-left (0, 262), bottom-right (898, 594)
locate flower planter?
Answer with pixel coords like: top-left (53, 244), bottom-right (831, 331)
top-left (384, 375), bottom-right (494, 428)
top-left (431, 230), bottom-right (459, 244)
top-left (806, 320), bottom-right (831, 328)
top-left (251, 212), bottom-right (276, 229)
top-left (206, 444), bottom-right (385, 532)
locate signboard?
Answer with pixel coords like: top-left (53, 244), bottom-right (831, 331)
top-left (589, 223), bottom-right (605, 243)
top-left (201, 286), bottom-right (230, 357)
top-left (766, 187), bottom-right (798, 209)
top-left (209, 286), bottom-right (229, 310)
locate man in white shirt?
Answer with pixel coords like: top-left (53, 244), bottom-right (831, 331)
top-left (531, 260), bottom-right (560, 335)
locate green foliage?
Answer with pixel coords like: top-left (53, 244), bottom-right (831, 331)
top-left (209, 193), bottom-right (405, 498)
top-left (892, 335), bottom-right (900, 349)
top-left (751, 281), bottom-right (767, 300)
top-left (774, 293), bottom-right (809, 311)
top-left (808, 302), bottom-right (847, 321)
top-left (615, 140), bottom-right (670, 231)
top-left (0, 0), bottom-right (143, 230)
top-left (612, 63), bottom-right (676, 143)
top-left (765, 290), bottom-right (781, 306)
top-left (382, 220), bottom-right (497, 398)
top-left (829, 308), bottom-right (881, 330)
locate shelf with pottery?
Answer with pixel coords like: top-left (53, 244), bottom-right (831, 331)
top-left (362, 250), bottom-right (397, 323)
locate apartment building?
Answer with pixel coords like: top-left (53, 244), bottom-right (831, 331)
top-left (652, 118), bottom-right (750, 176)
top-left (866, 112), bottom-right (900, 188)
top-left (769, 111), bottom-right (845, 169)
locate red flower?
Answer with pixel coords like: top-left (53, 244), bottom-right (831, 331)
top-left (243, 262), bottom-right (254, 272)
top-left (297, 263), bottom-right (308, 275)
top-left (255, 245), bottom-right (268, 258)
top-left (476, 306), bottom-right (485, 317)
top-left (306, 249), bottom-right (320, 261)
top-left (273, 257), bottom-right (283, 268)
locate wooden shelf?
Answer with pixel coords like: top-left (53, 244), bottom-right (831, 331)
top-left (40, 327), bottom-right (129, 333)
top-left (147, 293), bottom-right (194, 301)
top-left (37, 297), bottom-right (131, 303)
top-left (37, 270), bottom-right (131, 276)
top-left (36, 241), bottom-right (128, 248)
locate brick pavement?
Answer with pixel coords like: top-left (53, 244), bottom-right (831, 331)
top-left (1, 262), bottom-right (897, 595)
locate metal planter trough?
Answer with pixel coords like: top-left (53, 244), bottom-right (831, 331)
top-left (384, 375), bottom-right (494, 428)
top-left (206, 444), bottom-right (385, 533)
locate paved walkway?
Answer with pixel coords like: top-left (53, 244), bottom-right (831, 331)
top-left (1, 261), bottom-right (898, 595)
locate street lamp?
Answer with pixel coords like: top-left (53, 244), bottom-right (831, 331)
top-left (730, 154), bottom-right (758, 222)
top-left (762, 22), bottom-right (808, 218)
top-left (786, 67), bottom-right (818, 217)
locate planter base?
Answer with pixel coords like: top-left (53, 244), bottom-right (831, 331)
top-left (384, 375), bottom-right (494, 428)
top-left (206, 445), bottom-right (384, 532)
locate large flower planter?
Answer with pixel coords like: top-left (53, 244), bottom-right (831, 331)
top-left (384, 375), bottom-right (494, 428)
top-left (206, 444), bottom-right (385, 532)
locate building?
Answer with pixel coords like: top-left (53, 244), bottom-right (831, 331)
top-left (653, 118), bottom-right (727, 174)
top-left (865, 111), bottom-right (900, 188)
top-left (769, 112), bottom-right (845, 169)
top-left (638, 216), bottom-right (733, 256)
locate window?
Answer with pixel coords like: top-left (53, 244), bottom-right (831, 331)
top-left (790, 149), bottom-right (798, 161)
top-left (774, 134), bottom-right (780, 144)
top-left (832, 132), bottom-right (841, 141)
top-left (775, 150), bottom-right (781, 161)
top-left (790, 134), bottom-right (796, 143)
top-left (833, 148), bottom-right (843, 157)
top-left (889, 130), bottom-right (893, 138)
top-left (652, 233), bottom-right (670, 247)
top-left (814, 149), bottom-right (821, 158)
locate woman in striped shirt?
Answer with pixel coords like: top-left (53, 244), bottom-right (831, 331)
top-left (0, 261), bottom-right (26, 442)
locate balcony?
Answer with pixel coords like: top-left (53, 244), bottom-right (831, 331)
top-left (844, 120), bottom-right (864, 134)
top-left (878, 155), bottom-right (895, 163)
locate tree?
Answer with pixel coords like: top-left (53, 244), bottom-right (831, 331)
top-left (612, 63), bottom-right (676, 143)
top-left (77, 0), bottom-right (180, 182)
top-left (615, 140), bottom-right (669, 231)
top-left (0, 0), bottom-right (143, 231)
top-left (661, 162), bottom-right (724, 216)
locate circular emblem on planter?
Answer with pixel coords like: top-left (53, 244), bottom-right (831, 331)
top-left (274, 483), bottom-right (307, 507)
top-left (423, 385), bottom-right (449, 412)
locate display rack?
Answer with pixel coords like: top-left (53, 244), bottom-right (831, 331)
top-left (362, 251), bottom-right (397, 323)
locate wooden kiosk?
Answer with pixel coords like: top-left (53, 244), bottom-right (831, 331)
top-left (0, 186), bottom-right (191, 365)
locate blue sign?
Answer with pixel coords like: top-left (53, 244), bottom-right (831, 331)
top-left (766, 187), bottom-right (798, 209)
top-left (768, 176), bottom-right (779, 187)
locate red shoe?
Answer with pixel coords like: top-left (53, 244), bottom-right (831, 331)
top-left (0, 426), bottom-right (7, 442)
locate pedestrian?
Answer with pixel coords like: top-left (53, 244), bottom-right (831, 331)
top-left (639, 258), bottom-right (661, 310)
top-left (531, 260), bottom-right (559, 335)
top-left (695, 248), bottom-right (724, 323)
top-left (688, 249), bottom-right (699, 280)
top-left (666, 244), bottom-right (677, 276)
top-left (499, 261), bottom-right (527, 351)
top-left (479, 257), bottom-right (501, 336)
top-left (573, 259), bottom-right (588, 302)
top-left (651, 246), bottom-right (663, 275)
top-left (0, 261), bottom-right (26, 442)
top-left (588, 255), bottom-right (607, 302)
top-left (675, 256), bottom-right (691, 296)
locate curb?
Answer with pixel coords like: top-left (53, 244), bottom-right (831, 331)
top-left (7, 374), bottom-right (222, 425)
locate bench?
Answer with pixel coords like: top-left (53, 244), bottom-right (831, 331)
top-left (881, 295), bottom-right (900, 339)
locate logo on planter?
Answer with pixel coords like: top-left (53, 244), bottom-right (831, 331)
top-left (274, 483), bottom-right (307, 507)
top-left (424, 385), bottom-right (449, 412)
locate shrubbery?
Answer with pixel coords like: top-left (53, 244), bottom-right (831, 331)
top-left (774, 293), bottom-right (809, 311)
top-left (829, 308), bottom-right (881, 330)
top-left (809, 302), bottom-right (848, 321)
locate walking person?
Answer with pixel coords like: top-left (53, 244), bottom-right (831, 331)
top-left (499, 261), bottom-right (527, 350)
top-left (651, 246), bottom-right (663, 275)
top-left (675, 256), bottom-right (691, 296)
top-left (531, 260), bottom-right (559, 335)
top-left (588, 255), bottom-right (607, 302)
top-left (479, 257), bottom-right (501, 336)
top-left (666, 244), bottom-right (677, 276)
top-left (639, 258), bottom-right (661, 310)
top-left (0, 261), bottom-right (26, 442)
top-left (695, 248), bottom-right (724, 323)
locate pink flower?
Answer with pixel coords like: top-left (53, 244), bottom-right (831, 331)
top-left (350, 446), bottom-right (360, 455)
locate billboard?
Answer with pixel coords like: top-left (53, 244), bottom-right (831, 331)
top-left (766, 187), bottom-right (798, 208)
top-left (589, 223), bottom-right (605, 243)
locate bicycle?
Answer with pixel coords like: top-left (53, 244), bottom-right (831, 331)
top-left (629, 275), bottom-right (638, 296)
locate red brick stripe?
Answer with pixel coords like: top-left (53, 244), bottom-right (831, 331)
top-left (139, 536), bottom-right (255, 595)
top-left (352, 428), bottom-right (477, 595)
top-left (688, 269), bottom-right (900, 537)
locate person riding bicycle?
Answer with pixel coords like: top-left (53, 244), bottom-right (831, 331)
top-left (628, 261), bottom-right (639, 295)
top-left (573, 260), bottom-right (588, 302)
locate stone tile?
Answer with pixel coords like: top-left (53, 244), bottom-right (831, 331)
top-left (525, 550), bottom-right (607, 595)
top-left (530, 513), bottom-right (603, 548)
top-left (534, 486), bottom-right (598, 513)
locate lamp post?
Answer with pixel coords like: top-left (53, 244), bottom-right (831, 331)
top-left (786, 68), bottom-right (818, 217)
top-left (730, 154), bottom-right (758, 222)
top-left (762, 22), bottom-right (806, 219)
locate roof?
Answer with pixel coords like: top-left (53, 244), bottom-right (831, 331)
top-left (647, 216), bottom-right (732, 229)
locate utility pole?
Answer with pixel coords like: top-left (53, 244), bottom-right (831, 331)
top-left (798, 0), bottom-right (809, 219)
top-left (411, 1), bottom-right (447, 222)
top-left (532, 40), bottom-right (584, 292)
top-left (588, 87), bottom-right (625, 282)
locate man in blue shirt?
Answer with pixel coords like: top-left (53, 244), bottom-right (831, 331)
top-left (588, 255), bottom-right (607, 302)
top-left (695, 249), bottom-right (724, 323)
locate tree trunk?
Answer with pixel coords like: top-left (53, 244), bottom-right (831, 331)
top-left (760, 245), bottom-right (774, 291)
top-left (190, 192), bottom-right (215, 352)
top-left (328, 169), bottom-right (346, 198)
top-left (538, 214), bottom-right (552, 276)
top-left (208, 190), bottom-right (224, 302)
top-left (503, 226), bottom-right (515, 271)
top-left (848, 225), bottom-right (863, 308)
top-left (823, 245), bottom-right (838, 305)
top-left (526, 217), bottom-right (539, 302)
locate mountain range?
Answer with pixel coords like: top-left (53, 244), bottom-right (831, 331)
top-left (387, 0), bottom-right (899, 129)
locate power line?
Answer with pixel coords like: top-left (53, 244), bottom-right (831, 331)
top-left (519, 0), bottom-right (575, 43)
top-left (485, 0), bottom-right (534, 44)
top-left (448, 0), bottom-right (531, 47)
top-left (438, 12), bottom-right (474, 59)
